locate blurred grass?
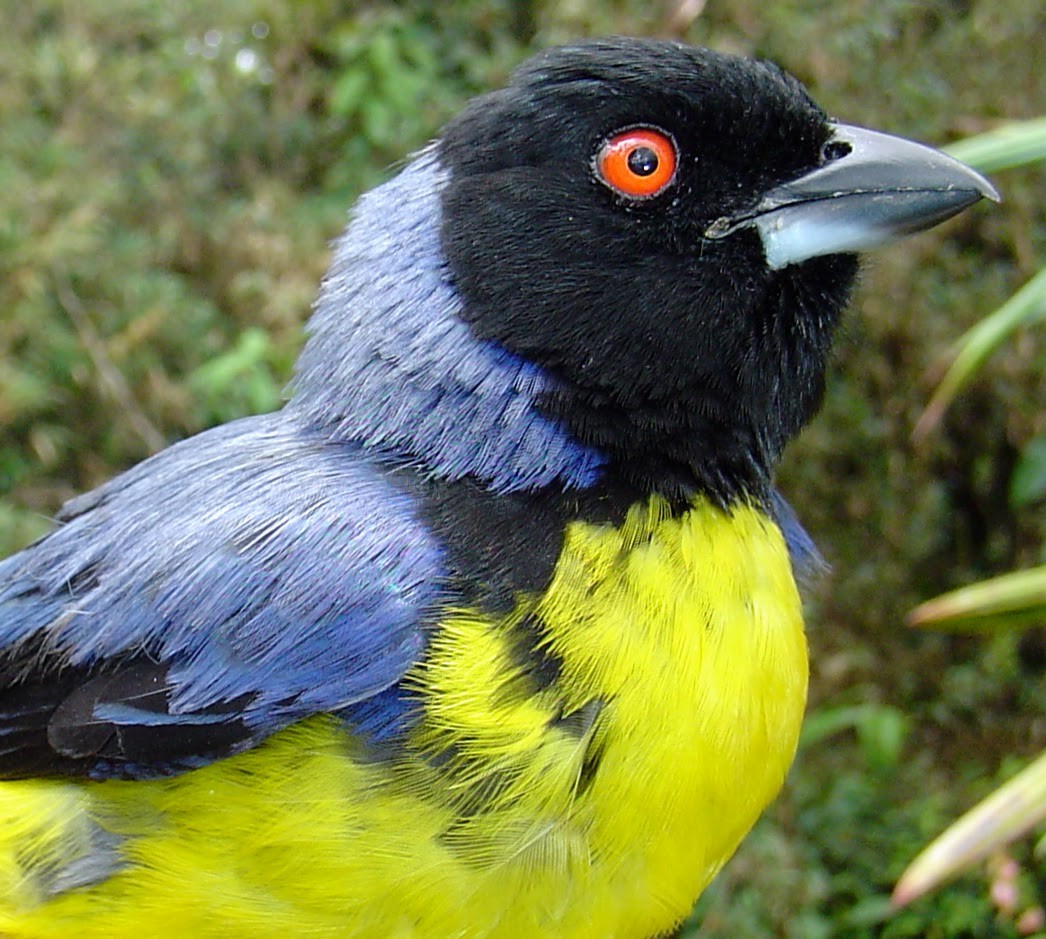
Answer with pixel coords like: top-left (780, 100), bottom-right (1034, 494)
top-left (895, 120), bottom-right (1046, 921)
top-left (1, 1), bottom-right (1043, 935)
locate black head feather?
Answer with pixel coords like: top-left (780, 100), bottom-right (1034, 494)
top-left (438, 38), bottom-right (858, 503)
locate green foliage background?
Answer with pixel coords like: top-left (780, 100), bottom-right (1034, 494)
top-left (0, 1), bottom-right (1042, 935)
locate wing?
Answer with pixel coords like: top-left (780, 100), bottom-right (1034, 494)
top-left (767, 488), bottom-right (826, 585)
top-left (0, 415), bottom-right (445, 780)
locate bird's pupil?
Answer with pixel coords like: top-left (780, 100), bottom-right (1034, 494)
top-left (627, 146), bottom-right (659, 176)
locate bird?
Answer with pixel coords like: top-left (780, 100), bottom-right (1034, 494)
top-left (0, 36), bottom-right (995, 939)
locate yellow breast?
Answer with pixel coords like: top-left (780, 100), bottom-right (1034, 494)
top-left (0, 497), bottom-right (807, 939)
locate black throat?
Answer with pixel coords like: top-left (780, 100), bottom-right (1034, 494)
top-left (537, 250), bottom-right (858, 505)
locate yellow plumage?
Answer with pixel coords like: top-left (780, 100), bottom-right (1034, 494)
top-left (0, 497), bottom-right (806, 938)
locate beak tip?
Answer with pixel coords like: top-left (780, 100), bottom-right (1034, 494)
top-left (982, 180), bottom-right (1002, 204)
top-left (962, 174), bottom-right (1001, 208)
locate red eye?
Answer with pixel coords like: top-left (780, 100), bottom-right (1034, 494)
top-left (596, 128), bottom-right (678, 199)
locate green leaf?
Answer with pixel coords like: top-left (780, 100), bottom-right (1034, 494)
top-left (186, 328), bottom-right (281, 421)
top-left (907, 566), bottom-right (1046, 633)
top-left (943, 117), bottom-right (1046, 174)
top-left (913, 267), bottom-right (1046, 441)
top-left (857, 706), bottom-right (910, 771)
top-left (329, 69), bottom-right (369, 118)
top-left (893, 751), bottom-right (1046, 907)
top-left (844, 895), bottom-right (895, 927)
top-left (1011, 436), bottom-right (1046, 508)
top-left (800, 703), bottom-right (909, 770)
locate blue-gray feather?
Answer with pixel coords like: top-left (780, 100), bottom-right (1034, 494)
top-left (0, 416), bottom-right (444, 771)
top-left (289, 150), bottom-right (606, 493)
top-left (0, 152), bottom-right (607, 778)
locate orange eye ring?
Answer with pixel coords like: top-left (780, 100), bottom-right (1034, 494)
top-left (596, 128), bottom-right (678, 199)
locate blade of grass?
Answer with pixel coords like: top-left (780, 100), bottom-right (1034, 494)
top-left (913, 268), bottom-right (1046, 441)
top-left (943, 118), bottom-right (1046, 174)
top-left (893, 752), bottom-right (1046, 907)
top-left (907, 565), bottom-right (1046, 633)
top-left (906, 565), bottom-right (1046, 633)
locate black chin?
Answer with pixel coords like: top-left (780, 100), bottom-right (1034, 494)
top-left (534, 250), bottom-right (860, 506)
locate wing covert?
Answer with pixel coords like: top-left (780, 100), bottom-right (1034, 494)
top-left (0, 415), bottom-right (445, 779)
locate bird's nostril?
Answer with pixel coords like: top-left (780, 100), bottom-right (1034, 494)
top-left (821, 139), bottom-right (853, 162)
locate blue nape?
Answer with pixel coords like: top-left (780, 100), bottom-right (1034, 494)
top-left (289, 149), bottom-right (606, 494)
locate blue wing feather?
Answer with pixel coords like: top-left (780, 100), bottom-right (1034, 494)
top-left (767, 488), bottom-right (827, 585)
top-left (0, 152), bottom-right (606, 780)
top-left (0, 413), bottom-right (445, 777)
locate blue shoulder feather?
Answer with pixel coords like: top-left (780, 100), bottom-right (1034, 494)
top-left (0, 414), bottom-right (444, 778)
top-left (767, 488), bottom-right (827, 585)
top-left (0, 148), bottom-right (606, 780)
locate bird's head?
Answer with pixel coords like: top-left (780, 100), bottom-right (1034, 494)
top-left (293, 38), bottom-right (995, 505)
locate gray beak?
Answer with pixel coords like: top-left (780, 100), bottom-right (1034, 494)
top-left (705, 123), bottom-right (1000, 270)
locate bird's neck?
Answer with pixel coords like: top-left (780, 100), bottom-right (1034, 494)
top-left (287, 151), bottom-right (604, 495)
top-left (287, 150), bottom-right (782, 507)
top-left (539, 385), bottom-right (782, 507)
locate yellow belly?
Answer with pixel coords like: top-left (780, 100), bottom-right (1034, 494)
top-left (0, 497), bottom-right (807, 939)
